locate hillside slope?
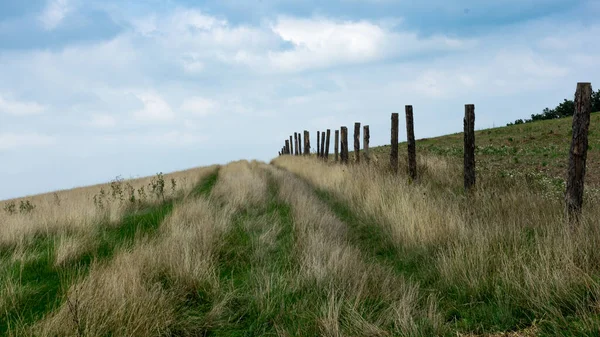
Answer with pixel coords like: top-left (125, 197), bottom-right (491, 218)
top-left (373, 112), bottom-right (600, 188)
top-left (1, 115), bottom-right (600, 336)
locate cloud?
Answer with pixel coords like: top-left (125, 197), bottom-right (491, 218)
top-left (88, 114), bottom-right (117, 128)
top-left (0, 95), bottom-right (46, 116)
top-left (101, 130), bottom-right (208, 147)
top-left (132, 92), bottom-right (175, 122)
top-left (181, 97), bottom-right (218, 116)
top-left (0, 133), bottom-right (56, 151)
top-left (39, 0), bottom-right (73, 30)
top-left (265, 16), bottom-right (473, 72)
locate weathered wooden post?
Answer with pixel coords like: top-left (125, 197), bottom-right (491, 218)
top-left (354, 122), bottom-right (361, 163)
top-left (363, 125), bottom-right (370, 164)
top-left (566, 82), bottom-right (592, 223)
top-left (317, 131), bottom-right (321, 157)
top-left (341, 127), bottom-right (349, 164)
top-left (304, 130), bottom-right (310, 155)
top-left (298, 132), bottom-right (302, 154)
top-left (285, 140), bottom-right (290, 155)
top-left (335, 130), bottom-right (340, 162)
top-left (406, 105), bottom-right (417, 180)
top-left (325, 129), bottom-right (331, 160)
top-left (294, 133), bottom-right (298, 156)
top-left (391, 113), bottom-right (399, 173)
top-left (464, 104), bottom-right (476, 191)
top-left (289, 135), bottom-right (294, 156)
top-left (320, 131), bottom-right (326, 160)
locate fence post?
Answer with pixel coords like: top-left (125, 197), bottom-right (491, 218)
top-left (391, 113), bottom-right (399, 173)
top-left (298, 132), bottom-right (302, 155)
top-left (320, 131), bottom-right (326, 160)
top-left (406, 105), bottom-right (417, 180)
top-left (464, 104), bottom-right (476, 191)
top-left (304, 130), bottom-right (310, 155)
top-left (341, 127), bottom-right (349, 164)
top-left (289, 135), bottom-right (294, 156)
top-left (294, 133), bottom-right (298, 156)
top-left (363, 125), bottom-right (370, 164)
top-left (354, 122), bottom-right (361, 163)
top-left (285, 140), bottom-right (290, 155)
top-left (317, 131), bottom-right (321, 157)
top-left (325, 129), bottom-right (331, 160)
top-left (566, 82), bottom-right (592, 223)
top-left (335, 130), bottom-right (340, 162)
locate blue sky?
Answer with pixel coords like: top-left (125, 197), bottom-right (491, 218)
top-left (1, 0), bottom-right (599, 200)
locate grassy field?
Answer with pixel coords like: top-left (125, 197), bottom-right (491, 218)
top-left (1, 115), bottom-right (600, 336)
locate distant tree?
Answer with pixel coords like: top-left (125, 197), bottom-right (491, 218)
top-left (507, 88), bottom-right (599, 126)
top-left (592, 88), bottom-right (600, 112)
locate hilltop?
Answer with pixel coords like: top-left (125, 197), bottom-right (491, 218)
top-left (1, 114), bottom-right (599, 336)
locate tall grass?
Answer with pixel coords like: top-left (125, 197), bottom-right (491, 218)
top-left (0, 167), bottom-right (218, 249)
top-left (273, 155), bottom-right (600, 334)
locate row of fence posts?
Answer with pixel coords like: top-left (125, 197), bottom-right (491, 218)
top-left (278, 82), bottom-right (593, 223)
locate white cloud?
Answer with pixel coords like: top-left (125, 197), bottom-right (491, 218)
top-left (0, 133), bottom-right (55, 151)
top-left (0, 95), bottom-right (45, 116)
top-left (266, 17), bottom-right (473, 72)
top-left (181, 97), bottom-right (218, 116)
top-left (132, 92), bottom-right (175, 122)
top-left (89, 114), bottom-right (117, 128)
top-left (39, 0), bottom-right (72, 30)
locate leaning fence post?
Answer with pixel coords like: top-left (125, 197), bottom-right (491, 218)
top-left (304, 130), bottom-right (310, 155)
top-left (391, 113), bottom-right (399, 173)
top-left (335, 130), bottom-right (340, 162)
top-left (341, 127), bottom-right (349, 164)
top-left (354, 122), bottom-right (361, 163)
top-left (363, 125), bottom-right (370, 164)
top-left (566, 82), bottom-right (592, 224)
top-left (406, 105), bottom-right (417, 180)
top-left (464, 104), bottom-right (476, 191)
top-left (325, 129), bottom-right (331, 160)
top-left (298, 132), bottom-right (302, 155)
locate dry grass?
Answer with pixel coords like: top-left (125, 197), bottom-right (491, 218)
top-left (268, 164), bottom-right (445, 336)
top-left (30, 160), bottom-right (269, 337)
top-left (273, 154), bottom-right (600, 334)
top-left (0, 166), bottom-right (218, 249)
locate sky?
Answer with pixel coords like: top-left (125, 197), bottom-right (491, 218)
top-left (1, 0), bottom-right (599, 200)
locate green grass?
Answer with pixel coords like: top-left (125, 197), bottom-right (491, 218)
top-left (372, 112), bottom-right (600, 188)
top-left (312, 183), bottom-right (535, 335)
top-left (0, 172), bottom-right (220, 334)
top-left (203, 173), bottom-right (322, 336)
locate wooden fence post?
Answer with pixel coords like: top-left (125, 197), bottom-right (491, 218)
top-left (335, 130), bottom-right (340, 162)
top-left (304, 130), bottom-right (310, 155)
top-left (289, 135), bottom-right (294, 156)
top-left (354, 122), bottom-right (361, 163)
top-left (363, 125), bottom-right (370, 164)
top-left (464, 104), bottom-right (476, 191)
top-left (391, 113), bottom-right (399, 173)
top-left (317, 131), bottom-right (321, 157)
top-left (298, 132), bottom-right (302, 154)
top-left (285, 140), bottom-right (290, 155)
top-left (341, 127), bottom-right (349, 164)
top-left (325, 129), bottom-right (331, 160)
top-left (320, 131), bottom-right (326, 160)
top-left (406, 105), bottom-right (417, 180)
top-left (566, 82), bottom-right (592, 223)
top-left (294, 133), bottom-right (298, 156)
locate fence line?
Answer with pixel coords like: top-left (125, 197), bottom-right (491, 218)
top-left (278, 82), bottom-right (594, 219)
